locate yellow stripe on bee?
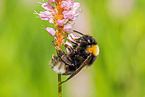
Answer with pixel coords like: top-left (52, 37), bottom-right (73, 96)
top-left (87, 45), bottom-right (99, 56)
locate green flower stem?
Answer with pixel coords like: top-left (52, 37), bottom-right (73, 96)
top-left (58, 74), bottom-right (62, 97)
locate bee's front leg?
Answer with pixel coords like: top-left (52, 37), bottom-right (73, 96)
top-left (64, 43), bottom-right (74, 54)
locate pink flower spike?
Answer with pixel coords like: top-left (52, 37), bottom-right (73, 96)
top-left (46, 27), bottom-right (56, 36)
top-left (57, 19), bottom-right (68, 26)
top-left (63, 23), bottom-right (73, 32)
top-left (42, 2), bottom-right (52, 10)
top-left (49, 0), bottom-right (55, 3)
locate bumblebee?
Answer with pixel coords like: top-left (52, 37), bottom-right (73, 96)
top-left (50, 30), bottom-right (99, 85)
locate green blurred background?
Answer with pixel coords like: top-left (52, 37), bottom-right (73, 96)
top-left (0, 0), bottom-right (145, 97)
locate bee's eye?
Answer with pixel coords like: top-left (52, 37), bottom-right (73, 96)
top-left (87, 38), bottom-right (92, 44)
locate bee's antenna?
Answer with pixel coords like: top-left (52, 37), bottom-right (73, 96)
top-left (73, 30), bottom-right (84, 35)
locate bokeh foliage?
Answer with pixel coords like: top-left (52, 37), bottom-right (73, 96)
top-left (0, 0), bottom-right (145, 97)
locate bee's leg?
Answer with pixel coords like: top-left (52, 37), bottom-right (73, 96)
top-left (64, 43), bottom-right (74, 53)
top-left (73, 30), bottom-right (84, 35)
top-left (52, 40), bottom-right (57, 46)
top-left (57, 49), bottom-right (65, 57)
top-left (59, 54), bottom-right (91, 85)
top-left (57, 49), bottom-right (74, 66)
top-left (69, 34), bottom-right (80, 44)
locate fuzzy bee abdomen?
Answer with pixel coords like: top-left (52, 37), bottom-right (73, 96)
top-left (50, 55), bottom-right (66, 74)
top-left (50, 55), bottom-right (77, 75)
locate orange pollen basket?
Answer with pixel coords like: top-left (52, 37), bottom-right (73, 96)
top-left (87, 45), bottom-right (98, 56)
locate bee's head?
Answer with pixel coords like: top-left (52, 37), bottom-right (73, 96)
top-left (73, 30), bottom-right (97, 45)
top-left (78, 35), bottom-right (99, 56)
top-left (79, 35), bottom-right (97, 46)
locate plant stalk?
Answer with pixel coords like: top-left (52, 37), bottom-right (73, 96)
top-left (58, 74), bottom-right (62, 97)
top-left (57, 0), bottom-right (63, 97)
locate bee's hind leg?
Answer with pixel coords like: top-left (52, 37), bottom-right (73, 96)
top-left (59, 54), bottom-right (92, 85)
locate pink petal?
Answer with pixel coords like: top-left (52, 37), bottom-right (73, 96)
top-left (54, 37), bottom-right (57, 41)
top-left (46, 27), bottom-right (56, 36)
top-left (63, 11), bottom-right (74, 20)
top-left (38, 11), bottom-right (54, 23)
top-left (49, 18), bottom-right (54, 23)
top-left (73, 2), bottom-right (80, 12)
top-left (72, 13), bottom-right (79, 20)
top-left (42, 2), bottom-right (52, 10)
top-left (57, 19), bottom-right (68, 26)
top-left (61, 0), bottom-right (74, 10)
top-left (63, 23), bottom-right (73, 32)
top-left (49, 0), bottom-right (55, 3)
top-left (62, 2), bottom-right (80, 20)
